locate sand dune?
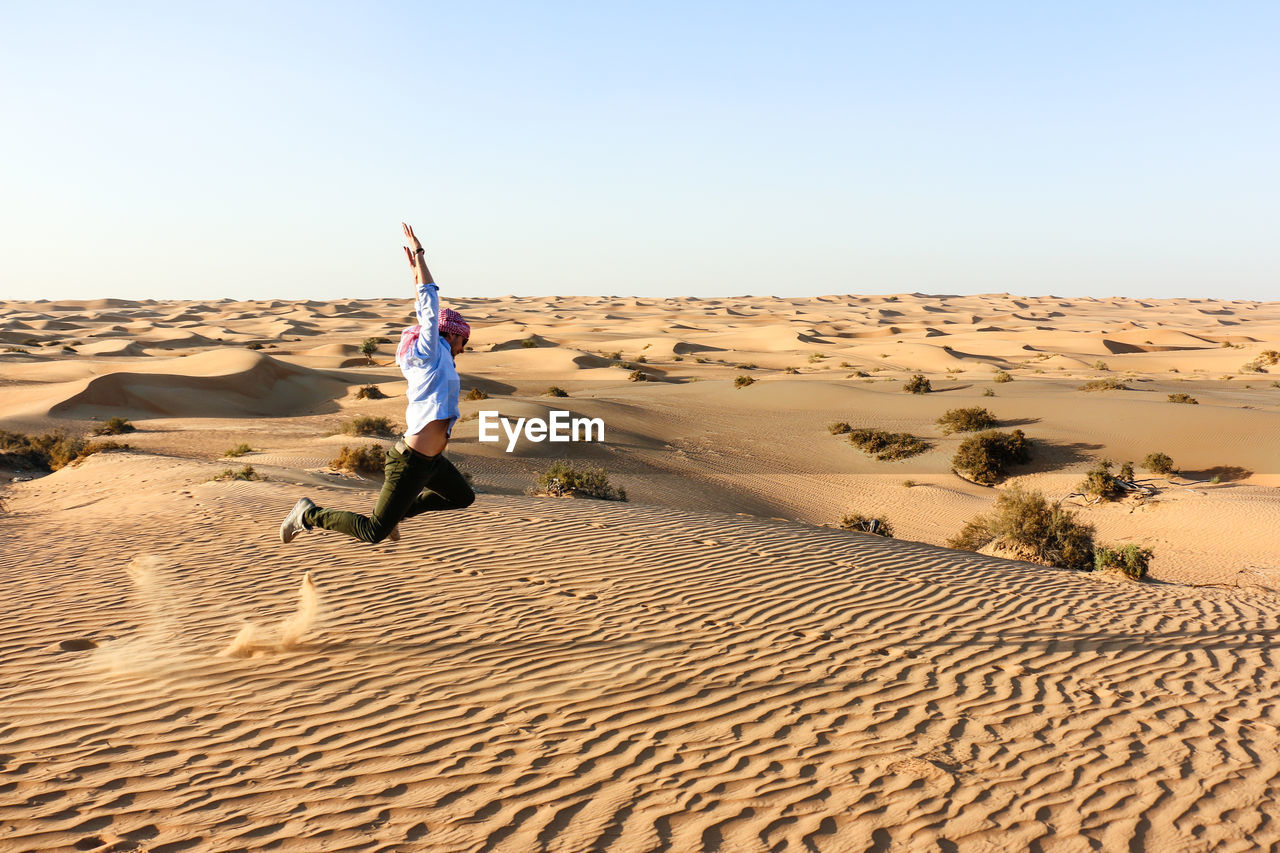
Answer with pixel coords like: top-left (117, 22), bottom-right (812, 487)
top-left (1, 292), bottom-right (1279, 850)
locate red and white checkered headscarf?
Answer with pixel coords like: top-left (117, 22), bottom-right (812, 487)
top-left (396, 309), bottom-right (471, 364)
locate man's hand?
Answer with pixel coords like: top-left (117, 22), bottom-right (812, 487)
top-left (401, 222), bottom-right (432, 284)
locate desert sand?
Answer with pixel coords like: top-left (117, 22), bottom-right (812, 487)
top-left (2, 292), bottom-right (1279, 851)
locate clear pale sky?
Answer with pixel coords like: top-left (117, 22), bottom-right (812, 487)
top-left (1, 2), bottom-right (1276, 301)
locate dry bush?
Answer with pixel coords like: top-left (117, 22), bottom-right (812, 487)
top-left (245, 342), bottom-right (265, 350)
top-left (936, 407), bottom-right (997, 434)
top-left (734, 375), bottom-right (755, 388)
top-left (983, 388), bottom-right (997, 397)
top-left (1079, 460), bottom-right (1124, 501)
top-left (839, 513), bottom-right (894, 537)
top-left (848, 428), bottom-right (930, 461)
top-left (828, 421), bottom-right (853, 435)
top-left (903, 374), bottom-right (932, 394)
top-left (338, 416), bottom-right (397, 437)
top-left (949, 486), bottom-right (1095, 571)
top-left (992, 370), bottom-right (1013, 383)
top-left (1167, 393), bottom-right (1198, 404)
top-left (331, 444), bottom-right (386, 476)
top-left (544, 386), bottom-right (569, 397)
top-left (211, 464), bottom-right (262, 482)
top-left (808, 353), bottom-right (827, 363)
top-left (93, 416), bottom-right (136, 436)
top-left (223, 443), bottom-right (254, 458)
top-left (630, 370), bottom-right (649, 382)
top-left (0, 431), bottom-right (130, 472)
top-left (464, 387), bottom-right (488, 401)
top-left (521, 337), bottom-right (539, 348)
top-left (4, 346), bottom-right (28, 353)
top-left (1091, 361), bottom-right (1109, 371)
top-left (951, 429), bottom-right (1031, 485)
top-left (1078, 378), bottom-right (1128, 391)
top-left (356, 384), bottom-right (387, 400)
top-left (1143, 452), bottom-right (1175, 475)
top-left (532, 461), bottom-right (626, 501)
top-left (1094, 544), bottom-right (1154, 580)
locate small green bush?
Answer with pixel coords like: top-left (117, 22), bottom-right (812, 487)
top-left (223, 443), bottom-right (254, 458)
top-left (734, 375), bottom-right (755, 388)
top-left (1078, 378), bottom-right (1128, 392)
top-left (936, 407), bottom-right (998, 434)
top-left (464, 387), bottom-right (489, 401)
top-left (839, 513), bottom-right (894, 537)
top-left (1118, 461), bottom-right (1135, 481)
top-left (338, 416), bottom-right (397, 437)
top-left (952, 429), bottom-right (1031, 485)
top-left (211, 464), bottom-right (262, 482)
top-left (331, 444), bottom-right (386, 475)
top-left (848, 428), bottom-right (931, 461)
top-left (94, 416), bottom-right (136, 436)
top-left (903, 374), bottom-right (932, 394)
top-left (1167, 393), bottom-right (1198, 404)
top-left (1094, 544), bottom-right (1153, 580)
top-left (544, 386), bottom-right (569, 397)
top-left (360, 338), bottom-right (381, 362)
top-left (992, 370), bottom-right (1013, 383)
top-left (356, 384), bottom-right (387, 400)
top-left (949, 486), bottom-right (1095, 571)
top-left (1143, 452), bottom-right (1175, 475)
top-left (828, 421), bottom-right (852, 435)
top-left (1079, 460), bottom-right (1124, 502)
top-left (533, 461), bottom-right (626, 501)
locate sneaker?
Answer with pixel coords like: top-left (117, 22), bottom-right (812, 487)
top-left (280, 497), bottom-right (316, 543)
top-left (388, 525), bottom-right (401, 542)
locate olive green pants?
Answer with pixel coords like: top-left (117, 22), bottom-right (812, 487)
top-left (304, 445), bottom-right (474, 543)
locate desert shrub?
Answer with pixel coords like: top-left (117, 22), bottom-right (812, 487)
top-left (736, 363), bottom-right (756, 370)
top-left (1078, 378), bottom-right (1128, 391)
top-left (245, 342), bottom-right (265, 350)
top-left (636, 355), bottom-right (648, 363)
top-left (828, 421), bottom-right (853, 435)
top-left (355, 384), bottom-right (387, 400)
top-left (1118, 461), bottom-right (1135, 481)
top-left (223, 443), bottom-right (254, 458)
top-left (784, 366), bottom-right (799, 374)
top-left (1241, 360), bottom-right (1266, 374)
top-left (1079, 460), bottom-right (1124, 501)
top-left (606, 351), bottom-right (622, 360)
top-left (983, 388), bottom-right (996, 397)
top-left (533, 461), bottom-right (626, 501)
top-left (338, 416), bottom-right (397, 437)
top-left (848, 428), bottom-right (931, 461)
top-left (734, 375), bottom-right (755, 388)
top-left (360, 338), bottom-right (381, 362)
top-left (1091, 361), bottom-right (1109, 371)
top-left (839, 513), bottom-right (894, 537)
top-left (1262, 350), bottom-right (1280, 364)
top-left (936, 407), bottom-right (997, 434)
top-left (809, 353), bottom-right (827, 363)
top-left (464, 387), bottom-right (489, 401)
top-left (21, 338), bottom-right (40, 347)
top-left (630, 370), bottom-right (649, 382)
top-left (992, 370), bottom-right (1013, 383)
top-left (1094, 544), bottom-right (1154, 580)
top-left (4, 346), bottom-right (29, 353)
top-left (1167, 393), bottom-right (1198, 404)
top-left (848, 369), bottom-right (869, 378)
top-left (544, 386), bottom-right (569, 397)
top-left (903, 374), bottom-right (932, 394)
top-left (331, 444), bottom-right (386, 476)
top-left (94, 416), bottom-right (136, 436)
top-left (951, 429), bottom-right (1031, 485)
top-left (211, 464), bottom-right (262, 482)
top-left (949, 486), bottom-right (1096, 571)
top-left (521, 337), bottom-right (538, 348)
top-left (1143, 452), bottom-right (1175, 475)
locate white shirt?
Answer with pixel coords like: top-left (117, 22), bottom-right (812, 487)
top-left (400, 280), bottom-right (461, 437)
